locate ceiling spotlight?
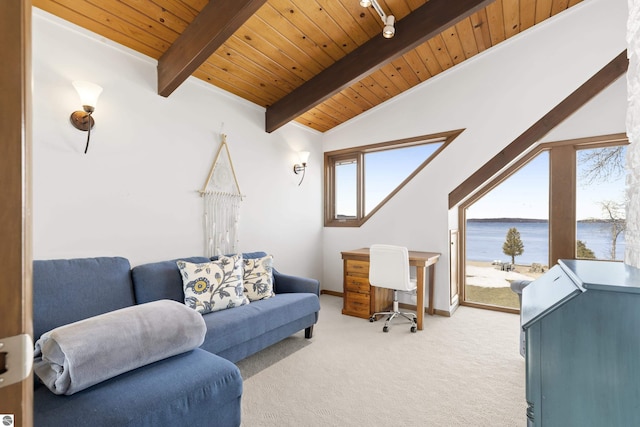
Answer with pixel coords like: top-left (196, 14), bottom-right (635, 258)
top-left (383, 15), bottom-right (395, 39)
top-left (359, 0), bottom-right (395, 39)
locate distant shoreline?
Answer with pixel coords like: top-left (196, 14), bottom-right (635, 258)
top-left (467, 218), bottom-right (617, 224)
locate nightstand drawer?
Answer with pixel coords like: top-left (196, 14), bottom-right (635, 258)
top-left (343, 291), bottom-right (370, 318)
top-left (345, 275), bottom-right (370, 293)
top-left (345, 259), bottom-right (369, 275)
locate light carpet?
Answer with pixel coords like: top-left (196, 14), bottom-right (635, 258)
top-left (236, 295), bottom-right (526, 426)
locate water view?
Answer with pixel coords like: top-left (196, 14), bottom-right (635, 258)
top-left (466, 219), bottom-right (625, 265)
top-left (463, 145), bottom-right (627, 309)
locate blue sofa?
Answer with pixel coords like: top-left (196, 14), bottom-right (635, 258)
top-left (33, 253), bottom-right (321, 426)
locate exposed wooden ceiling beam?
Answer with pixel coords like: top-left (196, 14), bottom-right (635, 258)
top-left (448, 50), bottom-right (629, 209)
top-left (265, 0), bottom-right (494, 133)
top-left (157, 0), bottom-right (267, 97)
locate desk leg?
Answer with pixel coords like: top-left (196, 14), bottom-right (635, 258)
top-left (416, 266), bottom-right (425, 330)
top-left (428, 264), bottom-right (435, 315)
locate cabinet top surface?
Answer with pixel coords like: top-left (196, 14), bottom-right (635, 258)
top-left (560, 259), bottom-right (640, 294)
top-left (522, 260), bottom-right (640, 328)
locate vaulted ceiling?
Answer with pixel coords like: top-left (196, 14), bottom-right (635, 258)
top-left (33, 0), bottom-right (583, 133)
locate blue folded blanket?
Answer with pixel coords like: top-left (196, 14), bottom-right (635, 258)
top-left (33, 299), bottom-right (206, 395)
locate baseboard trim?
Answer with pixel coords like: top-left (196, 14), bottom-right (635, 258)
top-left (433, 308), bottom-right (451, 317)
top-left (321, 290), bottom-right (343, 298)
top-left (321, 291), bottom-right (450, 316)
top-left (398, 302), bottom-right (450, 317)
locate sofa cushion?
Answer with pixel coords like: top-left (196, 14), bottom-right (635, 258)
top-left (132, 253), bottom-right (270, 306)
top-left (177, 255), bottom-right (249, 314)
top-left (131, 256), bottom-right (209, 304)
top-left (34, 349), bottom-right (242, 427)
top-left (33, 257), bottom-right (136, 341)
top-left (242, 254), bottom-right (274, 301)
top-left (34, 300), bottom-right (207, 395)
top-left (199, 293), bottom-right (320, 356)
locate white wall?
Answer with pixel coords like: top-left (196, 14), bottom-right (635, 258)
top-left (31, 10), bottom-right (323, 280)
top-left (321, 0), bottom-right (628, 312)
top-left (32, 0), bottom-right (628, 308)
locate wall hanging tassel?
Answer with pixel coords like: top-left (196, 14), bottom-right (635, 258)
top-left (199, 134), bottom-right (244, 258)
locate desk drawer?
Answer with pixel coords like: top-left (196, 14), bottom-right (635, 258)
top-left (345, 259), bottom-right (369, 275)
top-left (345, 275), bottom-right (370, 293)
top-left (343, 291), bottom-right (370, 318)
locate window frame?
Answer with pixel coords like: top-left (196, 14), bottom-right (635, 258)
top-left (457, 133), bottom-right (629, 313)
top-left (324, 129), bottom-right (464, 227)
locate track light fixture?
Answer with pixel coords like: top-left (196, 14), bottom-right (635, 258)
top-left (360, 0), bottom-right (395, 39)
top-left (383, 15), bottom-right (395, 39)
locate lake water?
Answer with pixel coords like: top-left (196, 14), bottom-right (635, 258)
top-left (466, 221), bottom-right (625, 265)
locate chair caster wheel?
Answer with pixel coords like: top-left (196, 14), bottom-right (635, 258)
top-left (369, 316), bottom-right (376, 322)
top-left (411, 326), bottom-right (417, 333)
top-left (383, 326), bottom-right (389, 333)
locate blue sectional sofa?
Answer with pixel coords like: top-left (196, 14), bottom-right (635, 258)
top-left (33, 253), bottom-right (321, 427)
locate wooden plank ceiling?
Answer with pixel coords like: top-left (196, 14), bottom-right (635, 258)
top-left (33, 0), bottom-right (583, 133)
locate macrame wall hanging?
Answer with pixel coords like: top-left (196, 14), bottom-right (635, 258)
top-left (199, 134), bottom-right (243, 258)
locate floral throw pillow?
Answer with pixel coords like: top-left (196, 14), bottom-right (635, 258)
top-left (177, 255), bottom-right (249, 314)
top-left (243, 255), bottom-right (274, 301)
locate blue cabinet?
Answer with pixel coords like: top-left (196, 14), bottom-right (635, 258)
top-left (522, 260), bottom-right (640, 426)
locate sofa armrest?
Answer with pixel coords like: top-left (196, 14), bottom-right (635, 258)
top-left (273, 269), bottom-right (320, 296)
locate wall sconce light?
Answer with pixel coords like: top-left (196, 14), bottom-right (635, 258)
top-left (69, 80), bottom-right (103, 154)
top-left (360, 0), bottom-right (395, 39)
top-left (293, 151), bottom-right (310, 186)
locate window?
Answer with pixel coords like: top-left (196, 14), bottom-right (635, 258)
top-left (458, 134), bottom-right (628, 313)
top-left (335, 157), bottom-right (358, 220)
top-left (464, 152), bottom-right (549, 310)
top-left (325, 130), bottom-right (463, 227)
top-left (576, 145), bottom-right (627, 260)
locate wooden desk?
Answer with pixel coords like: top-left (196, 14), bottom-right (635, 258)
top-left (341, 248), bottom-right (441, 330)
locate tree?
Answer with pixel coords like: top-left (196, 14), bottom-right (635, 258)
top-left (576, 240), bottom-right (596, 259)
top-left (600, 200), bottom-right (626, 260)
top-left (502, 227), bottom-right (524, 265)
top-left (578, 146), bottom-right (626, 185)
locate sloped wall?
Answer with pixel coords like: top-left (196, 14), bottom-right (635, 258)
top-left (31, 10), bottom-right (323, 280)
top-left (321, 0), bottom-right (628, 312)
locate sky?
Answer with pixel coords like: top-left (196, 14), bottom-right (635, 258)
top-left (336, 144), bottom-right (627, 221)
top-left (467, 148), bottom-right (627, 220)
top-left (335, 144), bottom-right (441, 217)
top-left (468, 153), bottom-right (550, 219)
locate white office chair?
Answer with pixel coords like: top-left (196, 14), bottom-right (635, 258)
top-left (368, 244), bottom-right (418, 333)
